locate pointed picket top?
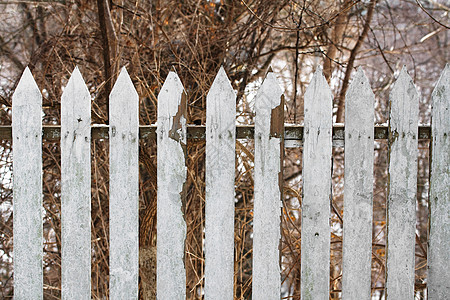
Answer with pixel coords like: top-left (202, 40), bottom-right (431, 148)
top-left (390, 66), bottom-right (419, 132)
top-left (62, 66), bottom-right (90, 112)
top-left (63, 66), bottom-right (89, 98)
top-left (431, 64), bottom-right (449, 106)
top-left (158, 71), bottom-right (185, 121)
top-left (256, 69), bottom-right (283, 110)
top-left (110, 67), bottom-right (138, 103)
top-left (13, 67), bottom-right (41, 105)
top-left (208, 66), bottom-right (235, 100)
top-left (305, 67), bottom-right (332, 103)
top-left (346, 67), bottom-right (374, 115)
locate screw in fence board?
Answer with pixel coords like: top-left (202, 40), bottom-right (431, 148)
top-left (204, 67), bottom-right (236, 300)
top-left (252, 70), bottom-right (284, 299)
top-left (428, 64), bottom-right (450, 299)
top-left (109, 67), bottom-right (139, 299)
top-left (301, 67), bottom-right (332, 300)
top-left (61, 67), bottom-right (91, 299)
top-left (12, 67), bottom-right (43, 299)
top-left (156, 71), bottom-right (187, 299)
top-left (386, 67), bottom-right (418, 300)
top-left (341, 68), bottom-right (374, 299)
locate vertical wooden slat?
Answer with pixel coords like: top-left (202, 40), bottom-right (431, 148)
top-left (252, 71), bottom-right (284, 299)
top-left (386, 67), bottom-right (418, 300)
top-left (301, 67), bottom-right (332, 300)
top-left (342, 68), bottom-right (374, 299)
top-left (109, 67), bottom-right (139, 299)
top-left (204, 67), bottom-right (236, 300)
top-left (12, 67), bottom-right (43, 299)
top-left (156, 72), bottom-right (187, 299)
top-left (61, 67), bottom-right (91, 299)
top-left (428, 64), bottom-right (449, 299)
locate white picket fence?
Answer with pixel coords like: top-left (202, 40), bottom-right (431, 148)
top-left (10, 64), bottom-right (449, 299)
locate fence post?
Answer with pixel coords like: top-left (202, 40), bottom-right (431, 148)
top-left (386, 67), bottom-right (418, 299)
top-left (109, 67), bottom-right (139, 299)
top-left (205, 67), bottom-right (236, 300)
top-left (12, 67), bottom-right (43, 299)
top-left (342, 67), bottom-right (374, 299)
top-left (428, 64), bottom-right (450, 299)
top-left (301, 68), bottom-right (332, 299)
top-left (156, 71), bottom-right (187, 299)
top-left (61, 67), bottom-right (91, 299)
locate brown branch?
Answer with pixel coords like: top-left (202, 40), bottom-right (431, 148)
top-left (335, 0), bottom-right (377, 123)
top-left (415, 0), bottom-right (450, 29)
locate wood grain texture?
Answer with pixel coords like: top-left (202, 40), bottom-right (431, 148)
top-left (204, 67), bottom-right (236, 300)
top-left (386, 67), bottom-right (418, 300)
top-left (252, 71), bottom-right (283, 299)
top-left (12, 67), bottom-right (43, 299)
top-left (61, 67), bottom-right (91, 299)
top-left (109, 67), bottom-right (139, 299)
top-left (428, 64), bottom-right (450, 299)
top-left (156, 72), bottom-right (187, 299)
top-left (342, 68), bottom-right (374, 299)
top-left (301, 68), bottom-right (332, 300)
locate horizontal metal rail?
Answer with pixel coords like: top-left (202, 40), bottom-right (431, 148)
top-left (0, 124), bottom-right (432, 141)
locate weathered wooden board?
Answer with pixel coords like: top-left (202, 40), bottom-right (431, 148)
top-left (301, 68), bottom-right (332, 299)
top-left (342, 68), bottom-right (374, 299)
top-left (12, 67), bottom-right (43, 299)
top-left (61, 67), bottom-right (91, 299)
top-left (252, 71), bottom-right (284, 299)
top-left (386, 67), bottom-right (418, 300)
top-left (428, 64), bottom-right (450, 299)
top-left (109, 67), bottom-right (139, 299)
top-left (156, 72), bottom-right (187, 299)
top-left (204, 67), bottom-right (236, 300)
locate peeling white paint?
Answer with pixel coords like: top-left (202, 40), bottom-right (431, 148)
top-left (252, 71), bottom-right (283, 299)
top-left (428, 64), bottom-right (450, 299)
top-left (342, 67), bottom-right (374, 299)
top-left (386, 67), bottom-right (418, 300)
top-left (301, 68), bottom-right (332, 300)
top-left (156, 71), bottom-right (187, 300)
top-left (109, 67), bottom-right (139, 300)
top-left (61, 66), bottom-right (91, 299)
top-left (12, 67), bottom-right (43, 299)
top-left (204, 67), bottom-right (236, 300)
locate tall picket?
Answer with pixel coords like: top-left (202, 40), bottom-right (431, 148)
top-left (386, 67), bottom-right (418, 300)
top-left (204, 67), bottom-right (236, 299)
top-left (252, 71), bottom-right (284, 299)
top-left (342, 68), bottom-right (374, 299)
top-left (61, 67), bottom-right (91, 299)
top-left (109, 67), bottom-right (139, 299)
top-left (156, 72), bottom-right (187, 299)
top-left (301, 68), bottom-right (332, 299)
top-left (12, 67), bottom-right (43, 299)
top-left (428, 64), bottom-right (450, 299)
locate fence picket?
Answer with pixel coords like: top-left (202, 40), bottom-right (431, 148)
top-left (61, 67), bottom-right (91, 299)
top-left (428, 64), bottom-right (450, 299)
top-left (342, 68), bottom-right (374, 299)
top-left (12, 67), bottom-right (43, 299)
top-left (109, 67), bottom-right (139, 299)
top-left (301, 68), bottom-right (332, 299)
top-left (252, 71), bottom-right (284, 299)
top-left (386, 67), bottom-right (418, 300)
top-left (204, 67), bottom-right (236, 299)
top-left (156, 72), bottom-right (187, 299)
